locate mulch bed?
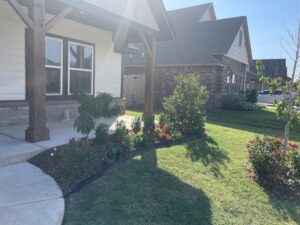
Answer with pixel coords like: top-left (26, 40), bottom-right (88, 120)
top-left (29, 134), bottom-right (205, 198)
top-left (247, 165), bottom-right (300, 201)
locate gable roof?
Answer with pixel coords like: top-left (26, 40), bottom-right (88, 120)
top-left (246, 70), bottom-right (260, 81)
top-left (45, 0), bottom-right (174, 41)
top-left (157, 16), bottom-right (247, 65)
top-left (125, 13), bottom-right (248, 65)
top-left (250, 59), bottom-right (288, 80)
top-left (167, 3), bottom-right (216, 24)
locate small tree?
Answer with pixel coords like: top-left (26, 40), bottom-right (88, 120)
top-left (256, 21), bottom-right (300, 159)
top-left (160, 74), bottom-right (208, 135)
top-left (74, 92), bottom-right (120, 137)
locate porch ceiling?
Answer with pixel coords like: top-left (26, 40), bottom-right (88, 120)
top-left (16, 0), bottom-right (168, 42)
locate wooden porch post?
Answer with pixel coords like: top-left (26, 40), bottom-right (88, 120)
top-left (25, 0), bottom-right (49, 142)
top-left (140, 34), bottom-right (156, 118)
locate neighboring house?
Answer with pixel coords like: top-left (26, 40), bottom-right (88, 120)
top-left (0, 0), bottom-right (173, 142)
top-left (246, 59), bottom-right (288, 91)
top-left (123, 3), bottom-right (252, 106)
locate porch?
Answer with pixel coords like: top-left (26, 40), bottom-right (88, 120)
top-left (0, 115), bottom-right (134, 168)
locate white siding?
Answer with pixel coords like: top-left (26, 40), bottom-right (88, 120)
top-left (46, 15), bottom-right (122, 98)
top-left (226, 25), bottom-right (249, 65)
top-left (199, 9), bottom-right (213, 22)
top-left (0, 1), bottom-right (26, 101)
top-left (85, 0), bottom-right (159, 31)
top-left (0, 1), bottom-right (122, 101)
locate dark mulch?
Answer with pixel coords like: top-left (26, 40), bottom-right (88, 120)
top-left (247, 165), bottom-right (300, 201)
top-left (29, 135), bottom-right (206, 197)
top-left (29, 142), bottom-right (109, 195)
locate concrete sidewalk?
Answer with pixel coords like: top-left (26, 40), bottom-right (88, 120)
top-left (0, 163), bottom-right (64, 225)
top-left (0, 115), bottom-right (134, 225)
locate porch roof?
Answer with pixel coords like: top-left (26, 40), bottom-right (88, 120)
top-left (17, 0), bottom-right (174, 42)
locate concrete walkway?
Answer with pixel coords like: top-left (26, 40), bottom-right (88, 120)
top-left (0, 115), bottom-right (134, 168)
top-left (0, 163), bottom-right (64, 225)
top-left (0, 115), bottom-right (134, 225)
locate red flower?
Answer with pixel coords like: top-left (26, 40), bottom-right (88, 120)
top-left (272, 157), bottom-right (280, 161)
top-left (249, 140), bottom-right (254, 144)
top-left (289, 143), bottom-right (298, 149)
top-left (248, 149), bottom-right (253, 155)
top-left (272, 149), bottom-right (279, 154)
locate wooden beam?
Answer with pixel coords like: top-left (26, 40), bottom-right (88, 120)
top-left (138, 32), bottom-right (153, 59)
top-left (143, 36), bottom-right (156, 118)
top-left (45, 6), bottom-right (74, 32)
top-left (25, 0), bottom-right (49, 142)
top-left (7, 0), bottom-right (34, 30)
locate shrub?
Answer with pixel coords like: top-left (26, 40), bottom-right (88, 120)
top-left (160, 75), bottom-right (208, 136)
top-left (220, 94), bottom-right (242, 110)
top-left (133, 132), bottom-right (152, 149)
top-left (239, 101), bottom-right (257, 111)
top-left (246, 89), bottom-right (258, 103)
top-left (74, 92), bottom-right (119, 136)
top-left (247, 136), bottom-right (299, 177)
top-left (114, 121), bottom-right (133, 151)
top-left (95, 124), bottom-right (109, 144)
top-left (131, 117), bottom-right (141, 134)
top-left (220, 94), bottom-right (256, 111)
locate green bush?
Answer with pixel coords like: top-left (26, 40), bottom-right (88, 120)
top-left (247, 136), bottom-right (299, 177)
top-left (115, 121), bottom-right (133, 151)
top-left (160, 75), bottom-right (208, 136)
top-left (246, 89), bottom-right (258, 103)
top-left (220, 94), bottom-right (256, 111)
top-left (133, 132), bottom-right (152, 148)
top-left (239, 101), bottom-right (257, 111)
top-left (95, 124), bottom-right (108, 144)
top-left (131, 117), bottom-right (141, 134)
top-left (74, 92), bottom-right (119, 136)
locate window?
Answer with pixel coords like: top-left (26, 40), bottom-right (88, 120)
top-left (68, 42), bottom-right (94, 95)
top-left (45, 37), bottom-right (63, 95)
top-left (238, 31), bottom-right (243, 47)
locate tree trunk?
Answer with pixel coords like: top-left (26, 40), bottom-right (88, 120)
top-left (282, 22), bottom-right (300, 158)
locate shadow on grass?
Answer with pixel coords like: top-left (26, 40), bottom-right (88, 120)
top-left (64, 149), bottom-right (212, 225)
top-left (186, 137), bottom-right (230, 178)
top-left (206, 109), bottom-right (300, 143)
top-left (266, 190), bottom-right (300, 223)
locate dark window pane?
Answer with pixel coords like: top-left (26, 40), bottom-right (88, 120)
top-left (70, 70), bottom-right (92, 94)
top-left (46, 38), bottom-right (61, 66)
top-left (46, 68), bottom-right (61, 94)
top-left (83, 47), bottom-right (92, 69)
top-left (69, 43), bottom-right (92, 69)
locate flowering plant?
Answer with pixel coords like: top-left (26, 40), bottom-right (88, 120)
top-left (247, 136), bottom-right (299, 177)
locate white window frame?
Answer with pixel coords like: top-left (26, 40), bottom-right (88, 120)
top-left (68, 41), bottom-right (94, 95)
top-left (45, 36), bottom-right (63, 96)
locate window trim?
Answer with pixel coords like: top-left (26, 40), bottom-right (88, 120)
top-left (67, 41), bottom-right (94, 96)
top-left (45, 36), bottom-right (63, 96)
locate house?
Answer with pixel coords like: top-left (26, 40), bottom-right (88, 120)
top-left (246, 59), bottom-right (288, 91)
top-left (123, 3), bottom-right (252, 107)
top-left (0, 0), bottom-right (173, 142)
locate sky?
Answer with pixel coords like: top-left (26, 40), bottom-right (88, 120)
top-left (163, 0), bottom-right (300, 78)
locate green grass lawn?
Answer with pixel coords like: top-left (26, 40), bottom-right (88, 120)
top-left (63, 109), bottom-right (300, 225)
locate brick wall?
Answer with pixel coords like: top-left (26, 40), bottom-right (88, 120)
top-left (124, 58), bottom-right (246, 107)
top-left (0, 99), bottom-right (126, 127)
